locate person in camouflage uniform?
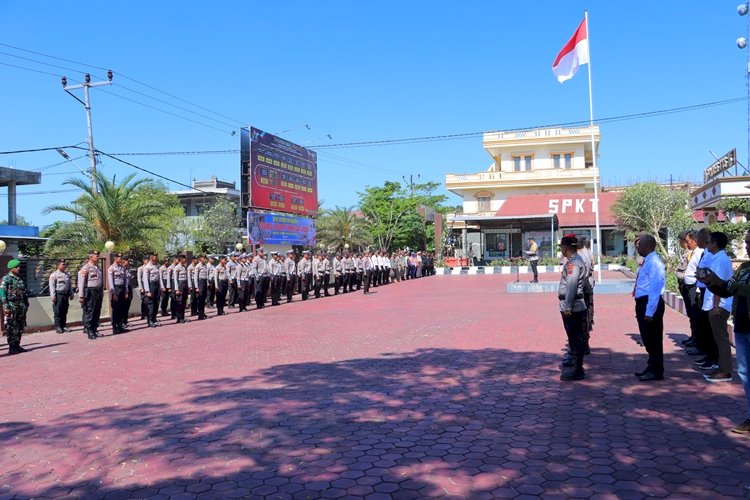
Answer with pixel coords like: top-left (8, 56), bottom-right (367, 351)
top-left (1, 259), bottom-right (29, 354)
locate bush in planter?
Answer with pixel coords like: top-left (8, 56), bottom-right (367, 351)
top-left (488, 259), bottom-right (513, 267)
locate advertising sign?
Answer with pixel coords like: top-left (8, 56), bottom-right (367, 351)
top-left (240, 127), bottom-right (318, 217)
top-left (247, 211), bottom-right (316, 247)
top-left (703, 149), bottom-right (737, 183)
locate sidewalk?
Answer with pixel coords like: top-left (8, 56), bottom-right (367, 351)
top-left (0, 275), bottom-right (748, 499)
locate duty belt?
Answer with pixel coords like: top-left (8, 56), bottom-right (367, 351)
top-left (559, 294), bottom-right (584, 300)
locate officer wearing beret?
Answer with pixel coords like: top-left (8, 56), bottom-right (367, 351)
top-left (558, 234), bottom-right (589, 381)
top-left (49, 259), bottom-right (73, 333)
top-left (1, 259), bottom-right (29, 354)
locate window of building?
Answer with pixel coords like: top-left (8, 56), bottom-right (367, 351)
top-left (513, 155), bottom-right (532, 171)
top-left (477, 196), bottom-right (491, 212)
top-left (553, 153), bottom-right (573, 169)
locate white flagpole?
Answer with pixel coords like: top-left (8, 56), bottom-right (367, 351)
top-left (584, 10), bottom-right (602, 283)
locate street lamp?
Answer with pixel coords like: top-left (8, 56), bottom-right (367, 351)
top-left (235, 243), bottom-right (244, 251)
top-left (104, 240), bottom-right (115, 252)
top-left (0, 240), bottom-right (6, 255)
top-left (739, 2), bottom-right (750, 172)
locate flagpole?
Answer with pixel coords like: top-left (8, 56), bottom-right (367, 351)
top-left (584, 10), bottom-right (602, 283)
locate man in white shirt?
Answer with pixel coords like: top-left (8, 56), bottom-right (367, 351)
top-left (702, 232), bottom-right (734, 383)
top-left (693, 228), bottom-right (719, 371)
top-left (679, 231), bottom-right (702, 351)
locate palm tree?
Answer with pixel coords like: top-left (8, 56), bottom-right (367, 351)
top-left (43, 172), bottom-right (169, 259)
top-left (316, 206), bottom-right (370, 253)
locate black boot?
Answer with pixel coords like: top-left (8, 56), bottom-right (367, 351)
top-left (561, 353), bottom-right (585, 381)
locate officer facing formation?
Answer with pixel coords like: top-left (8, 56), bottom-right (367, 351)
top-left (49, 258), bottom-right (73, 333)
top-left (1, 259), bottom-right (29, 354)
top-left (557, 234), bottom-right (589, 381)
top-left (78, 250), bottom-right (104, 340)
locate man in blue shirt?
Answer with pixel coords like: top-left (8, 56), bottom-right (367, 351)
top-left (633, 233), bottom-right (666, 381)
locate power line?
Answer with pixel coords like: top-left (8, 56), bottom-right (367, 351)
top-left (88, 147), bottom-right (212, 194)
top-left (0, 145), bottom-right (82, 155)
top-left (0, 188), bottom-right (79, 197)
top-left (0, 42), bottom-right (246, 126)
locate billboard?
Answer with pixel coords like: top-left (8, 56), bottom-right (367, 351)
top-left (240, 127), bottom-right (318, 217)
top-left (247, 210), bottom-right (316, 247)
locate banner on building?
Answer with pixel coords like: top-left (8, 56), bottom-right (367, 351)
top-left (247, 211), bottom-right (316, 247)
top-left (240, 127), bottom-right (318, 217)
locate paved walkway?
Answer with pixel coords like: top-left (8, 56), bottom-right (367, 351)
top-left (1, 274), bottom-right (748, 499)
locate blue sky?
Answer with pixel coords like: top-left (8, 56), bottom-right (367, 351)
top-left (1, 1), bottom-right (748, 227)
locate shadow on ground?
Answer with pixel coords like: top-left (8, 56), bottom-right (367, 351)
top-left (1, 345), bottom-right (749, 499)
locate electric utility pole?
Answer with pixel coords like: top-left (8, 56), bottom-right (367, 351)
top-left (61, 71), bottom-right (113, 196)
top-left (402, 173), bottom-right (420, 196)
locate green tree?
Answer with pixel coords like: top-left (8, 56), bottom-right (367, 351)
top-left (189, 196), bottom-right (241, 254)
top-left (358, 180), bottom-right (447, 251)
top-left (611, 182), bottom-right (693, 259)
top-left (316, 206), bottom-right (370, 253)
top-left (0, 215), bottom-right (32, 226)
top-left (712, 198), bottom-right (750, 250)
top-left (43, 173), bottom-right (174, 259)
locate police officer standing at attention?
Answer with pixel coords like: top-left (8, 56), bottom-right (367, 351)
top-left (1, 258), bottom-right (29, 354)
top-left (142, 252), bottom-right (163, 328)
top-left (159, 257), bottom-right (171, 317)
top-left (298, 250), bottom-right (312, 300)
top-left (173, 254), bottom-right (190, 323)
top-left (285, 250), bottom-right (297, 303)
top-left (252, 248), bottom-right (270, 308)
top-left (313, 252), bottom-right (325, 299)
top-left (137, 257), bottom-right (149, 321)
top-left (558, 234), bottom-right (589, 381)
top-left (269, 251), bottom-right (282, 306)
top-left (49, 259), bottom-right (73, 334)
top-left (526, 237), bottom-right (539, 283)
top-left (332, 253), bottom-right (343, 295)
top-left (108, 253), bottom-right (130, 335)
top-left (237, 253), bottom-right (250, 312)
top-left (193, 254), bottom-right (208, 320)
top-left (79, 250), bottom-right (104, 339)
top-left (214, 255), bottom-right (229, 315)
top-left (187, 255), bottom-right (198, 317)
top-left (226, 252), bottom-right (238, 308)
top-left (206, 256), bottom-right (216, 308)
top-left (362, 251), bottom-right (373, 294)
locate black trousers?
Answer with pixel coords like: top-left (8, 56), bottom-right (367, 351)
top-left (679, 283), bottom-right (698, 340)
top-left (111, 285), bottom-right (127, 329)
top-left (53, 292), bottom-right (70, 329)
top-left (146, 280), bottom-right (161, 323)
top-left (334, 275), bottom-right (342, 294)
top-left (196, 279), bottom-right (207, 318)
top-left (140, 290), bottom-right (148, 319)
top-left (238, 282), bottom-right (248, 311)
top-left (255, 276), bottom-right (269, 307)
top-left (82, 287), bottom-right (103, 333)
top-left (530, 260), bottom-right (538, 281)
top-left (271, 276), bottom-right (281, 305)
top-left (635, 296), bottom-right (665, 377)
top-left (301, 274), bottom-right (311, 300)
top-left (363, 270), bottom-right (372, 293)
top-left (356, 272), bottom-right (363, 290)
top-left (227, 282), bottom-right (237, 306)
top-left (207, 281), bottom-right (215, 307)
top-left (286, 275), bottom-right (296, 302)
top-left (216, 281), bottom-right (228, 314)
top-left (562, 310), bottom-right (588, 374)
top-left (160, 288), bottom-right (170, 316)
top-left (175, 282), bottom-right (188, 321)
top-left (314, 275), bottom-right (323, 298)
top-left (190, 288), bottom-right (198, 316)
top-left (342, 274), bottom-right (350, 293)
top-left (323, 273), bottom-right (331, 296)
top-left (694, 288), bottom-right (719, 361)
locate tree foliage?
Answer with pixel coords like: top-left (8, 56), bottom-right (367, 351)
top-left (357, 180), bottom-right (447, 251)
top-left (316, 206), bottom-right (370, 253)
top-left (189, 196), bottom-right (241, 254)
top-left (611, 182), bottom-right (693, 258)
top-left (43, 173), bottom-right (179, 260)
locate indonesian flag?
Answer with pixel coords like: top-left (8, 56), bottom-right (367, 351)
top-left (552, 18), bottom-right (589, 83)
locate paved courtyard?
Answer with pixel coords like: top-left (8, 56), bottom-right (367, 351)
top-left (1, 274), bottom-right (749, 499)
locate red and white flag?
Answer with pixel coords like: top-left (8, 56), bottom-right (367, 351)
top-left (551, 18), bottom-right (589, 83)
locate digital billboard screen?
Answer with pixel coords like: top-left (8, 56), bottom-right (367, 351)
top-left (247, 210), bottom-right (316, 247)
top-left (241, 127), bottom-right (318, 217)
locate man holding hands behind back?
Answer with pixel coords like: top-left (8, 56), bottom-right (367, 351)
top-left (633, 233), bottom-right (666, 382)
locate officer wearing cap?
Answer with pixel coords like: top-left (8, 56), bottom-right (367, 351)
top-left (237, 253), bottom-right (250, 312)
top-left (49, 258), bottom-right (73, 333)
top-left (107, 253), bottom-right (130, 334)
top-left (214, 255), bottom-right (229, 315)
top-left (78, 250), bottom-right (104, 339)
top-left (0, 258), bottom-right (29, 354)
top-left (137, 256), bottom-right (149, 321)
top-left (252, 247), bottom-right (270, 308)
top-left (159, 257), bottom-right (171, 317)
top-left (284, 250), bottom-right (297, 303)
top-left (269, 251), bottom-right (282, 306)
top-left (226, 252), bottom-right (238, 308)
top-left (193, 254), bottom-right (208, 320)
top-left (173, 254), bottom-right (190, 323)
top-left (122, 255), bottom-right (134, 329)
top-left (206, 256), bottom-right (216, 308)
top-left (298, 250), bottom-right (312, 300)
top-left (142, 252), bottom-right (163, 328)
top-left (558, 234), bottom-right (588, 381)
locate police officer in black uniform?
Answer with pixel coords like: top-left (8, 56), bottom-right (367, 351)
top-left (558, 234), bottom-right (589, 381)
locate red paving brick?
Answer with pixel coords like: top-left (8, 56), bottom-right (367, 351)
top-left (1, 274), bottom-right (749, 499)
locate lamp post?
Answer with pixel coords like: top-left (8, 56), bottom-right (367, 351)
top-left (104, 240), bottom-right (115, 252)
top-left (738, 2), bottom-right (750, 172)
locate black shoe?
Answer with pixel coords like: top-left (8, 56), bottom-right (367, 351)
top-left (560, 371), bottom-right (585, 381)
top-left (685, 348), bottom-right (703, 356)
top-left (700, 361), bottom-right (719, 371)
top-left (694, 357), bottom-right (707, 366)
top-left (638, 372), bottom-right (663, 381)
top-left (681, 337), bottom-right (695, 346)
top-left (635, 369), bottom-right (650, 377)
top-left (87, 332), bottom-right (97, 340)
top-left (56, 327), bottom-right (64, 334)
top-left (63, 327), bottom-right (72, 332)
